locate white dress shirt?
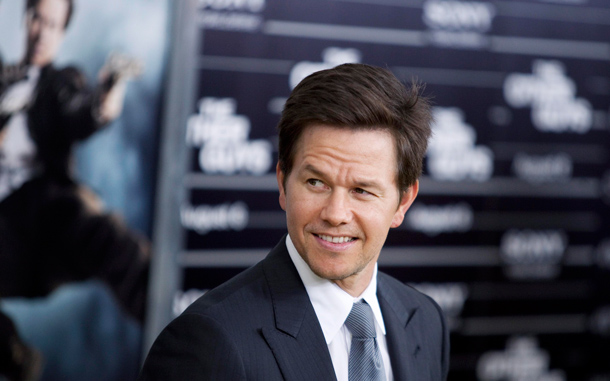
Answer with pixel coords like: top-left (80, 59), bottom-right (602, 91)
top-left (0, 66), bottom-right (41, 201)
top-left (286, 235), bottom-right (394, 381)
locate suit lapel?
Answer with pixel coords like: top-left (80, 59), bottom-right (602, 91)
top-left (378, 274), bottom-right (422, 381)
top-left (260, 238), bottom-right (337, 381)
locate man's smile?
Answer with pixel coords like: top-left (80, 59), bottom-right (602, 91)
top-left (316, 234), bottom-right (356, 244)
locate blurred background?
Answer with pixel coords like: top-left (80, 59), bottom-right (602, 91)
top-left (2, 0), bottom-right (610, 380)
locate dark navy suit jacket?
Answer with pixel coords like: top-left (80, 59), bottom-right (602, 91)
top-left (139, 237), bottom-right (449, 380)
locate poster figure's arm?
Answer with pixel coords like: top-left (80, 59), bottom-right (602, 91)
top-left (58, 52), bottom-right (143, 141)
top-left (93, 52), bottom-right (144, 124)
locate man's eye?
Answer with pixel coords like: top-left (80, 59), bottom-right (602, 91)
top-left (354, 188), bottom-right (372, 196)
top-left (307, 179), bottom-right (324, 187)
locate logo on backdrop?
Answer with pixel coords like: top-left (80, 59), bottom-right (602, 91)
top-left (590, 306), bottom-right (610, 337)
top-left (405, 202), bottom-right (473, 236)
top-left (173, 289), bottom-right (207, 316)
top-left (595, 239), bottom-right (610, 270)
top-left (289, 47), bottom-right (362, 89)
top-left (181, 201), bottom-right (249, 235)
top-left (186, 97), bottom-right (273, 175)
top-left (500, 229), bottom-right (567, 280)
top-left (477, 336), bottom-right (566, 381)
top-left (427, 107), bottom-right (494, 181)
top-left (422, 0), bottom-right (496, 48)
top-left (600, 170), bottom-right (610, 206)
top-left (504, 60), bottom-right (593, 134)
top-left (198, 0), bottom-right (266, 31)
top-left (412, 283), bottom-right (469, 330)
top-left (268, 47), bottom-right (362, 114)
top-left (512, 152), bottom-right (573, 184)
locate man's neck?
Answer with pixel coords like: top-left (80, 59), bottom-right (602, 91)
top-left (331, 268), bottom-right (375, 297)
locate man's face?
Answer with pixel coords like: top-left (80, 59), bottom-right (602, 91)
top-left (25, 0), bottom-right (68, 67)
top-left (277, 124), bottom-right (418, 295)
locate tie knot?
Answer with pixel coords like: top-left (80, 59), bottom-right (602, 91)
top-left (345, 301), bottom-right (376, 339)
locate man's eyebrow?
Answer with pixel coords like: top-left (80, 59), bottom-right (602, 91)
top-left (303, 164), bottom-right (325, 178)
top-left (303, 164), bottom-right (383, 190)
top-left (353, 179), bottom-right (384, 192)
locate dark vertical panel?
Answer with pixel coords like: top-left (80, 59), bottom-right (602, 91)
top-left (150, 1), bottom-right (610, 378)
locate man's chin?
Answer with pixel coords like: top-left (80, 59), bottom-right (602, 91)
top-left (29, 51), bottom-right (51, 67)
top-left (309, 263), bottom-right (358, 282)
top-left (31, 58), bottom-right (50, 67)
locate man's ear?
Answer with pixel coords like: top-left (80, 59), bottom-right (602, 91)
top-left (391, 180), bottom-right (419, 228)
top-left (276, 162), bottom-right (286, 211)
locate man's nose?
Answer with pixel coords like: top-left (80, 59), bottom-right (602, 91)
top-left (40, 25), bottom-right (52, 41)
top-left (320, 191), bottom-right (352, 226)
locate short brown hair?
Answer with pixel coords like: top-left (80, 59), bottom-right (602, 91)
top-left (277, 63), bottom-right (432, 194)
top-left (26, 0), bottom-right (74, 29)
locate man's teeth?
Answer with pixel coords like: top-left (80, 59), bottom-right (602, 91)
top-left (318, 235), bottom-right (354, 244)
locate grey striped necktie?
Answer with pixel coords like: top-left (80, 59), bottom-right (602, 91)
top-left (345, 300), bottom-right (386, 381)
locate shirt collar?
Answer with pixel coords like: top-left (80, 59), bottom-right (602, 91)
top-left (285, 234), bottom-right (387, 344)
top-left (26, 66), bottom-right (41, 82)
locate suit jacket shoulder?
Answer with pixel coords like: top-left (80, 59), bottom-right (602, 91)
top-left (139, 237), bottom-right (336, 381)
top-left (140, 259), bottom-right (279, 380)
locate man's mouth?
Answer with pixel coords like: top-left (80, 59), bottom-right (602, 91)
top-left (317, 234), bottom-right (356, 244)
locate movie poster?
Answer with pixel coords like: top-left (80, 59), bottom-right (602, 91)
top-left (0, 0), bottom-right (169, 235)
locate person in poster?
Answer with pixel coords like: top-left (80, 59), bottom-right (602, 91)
top-left (0, 0), bottom-right (151, 379)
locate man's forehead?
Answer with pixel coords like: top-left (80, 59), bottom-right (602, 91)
top-left (294, 125), bottom-right (397, 158)
top-left (33, 0), bottom-right (70, 19)
top-left (291, 126), bottom-right (399, 181)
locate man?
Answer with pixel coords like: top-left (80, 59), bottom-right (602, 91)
top-left (139, 63), bottom-right (449, 380)
top-left (0, 0), bottom-right (148, 321)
